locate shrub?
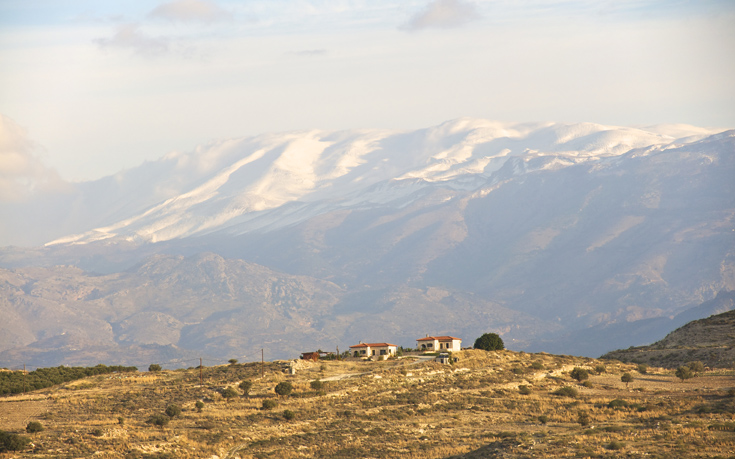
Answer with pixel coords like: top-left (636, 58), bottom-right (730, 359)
top-left (538, 415), bottom-right (549, 425)
top-left (195, 401), bottom-right (205, 412)
top-left (91, 428), bottom-right (104, 437)
top-left (676, 366), bottom-right (694, 382)
top-left (239, 380), bottom-right (252, 395)
top-left (228, 359), bottom-right (238, 365)
top-left (0, 431), bottom-right (31, 452)
top-left (511, 367), bottom-right (525, 375)
top-left (552, 387), bottom-right (578, 398)
top-left (621, 373), bottom-right (633, 387)
top-left (531, 361), bottom-right (544, 370)
top-left (283, 410), bottom-right (295, 421)
top-left (577, 411), bottom-right (591, 427)
top-left (686, 361), bottom-right (704, 374)
top-left (25, 421), bottom-right (43, 433)
top-left (473, 333), bottom-right (504, 351)
top-left (221, 387), bottom-right (239, 399)
top-left (595, 364), bottom-right (606, 374)
top-left (262, 399), bottom-right (278, 410)
top-left (148, 364), bottom-right (162, 372)
top-left (118, 417), bottom-right (125, 425)
top-left (607, 440), bottom-right (625, 450)
top-left (570, 367), bottom-right (589, 382)
top-left (147, 414), bottom-right (169, 427)
top-left (275, 381), bottom-right (293, 397)
top-left (608, 399), bottom-right (629, 409)
top-left (518, 385), bottom-right (531, 395)
top-left (582, 380), bottom-right (593, 388)
top-left (310, 380), bottom-right (323, 391)
top-left (637, 364), bottom-right (648, 374)
top-left (165, 404), bottom-right (182, 417)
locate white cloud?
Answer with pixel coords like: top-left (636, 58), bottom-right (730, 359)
top-left (401, 0), bottom-right (481, 31)
top-left (94, 23), bottom-right (169, 56)
top-left (0, 115), bottom-right (68, 203)
top-left (149, 0), bottom-right (231, 24)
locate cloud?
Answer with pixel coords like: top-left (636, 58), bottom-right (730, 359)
top-left (149, 0), bottom-right (231, 24)
top-left (0, 115), bottom-right (68, 203)
top-left (401, 0), bottom-right (481, 31)
top-left (289, 49), bottom-right (328, 57)
top-left (94, 23), bottom-right (169, 56)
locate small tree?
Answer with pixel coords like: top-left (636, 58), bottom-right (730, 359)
top-left (686, 361), bottom-right (704, 375)
top-left (577, 410), bottom-right (591, 427)
top-left (228, 359), bottom-right (238, 365)
top-left (595, 364), bottom-right (607, 374)
top-left (165, 404), bottom-right (181, 418)
top-left (275, 381), bottom-right (293, 397)
top-left (25, 422), bottom-right (43, 433)
top-left (310, 380), bottom-right (324, 391)
top-left (283, 410), bottom-right (295, 421)
top-left (473, 333), bottom-right (504, 351)
top-left (221, 387), bottom-right (239, 400)
top-left (570, 367), bottom-right (589, 383)
top-left (675, 366), bottom-right (694, 382)
top-left (621, 373), bottom-right (633, 388)
top-left (239, 380), bottom-right (253, 396)
top-left (195, 401), bottom-right (205, 412)
top-left (0, 431), bottom-right (31, 452)
top-left (148, 364), bottom-right (162, 372)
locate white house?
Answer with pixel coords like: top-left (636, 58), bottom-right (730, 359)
top-left (416, 335), bottom-right (462, 352)
top-left (349, 342), bottom-right (397, 359)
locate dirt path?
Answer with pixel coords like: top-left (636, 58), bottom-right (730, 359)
top-left (0, 398), bottom-right (51, 431)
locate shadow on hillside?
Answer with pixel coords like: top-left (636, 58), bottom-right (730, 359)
top-left (445, 439), bottom-right (516, 458)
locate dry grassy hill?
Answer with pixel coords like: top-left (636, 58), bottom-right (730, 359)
top-left (601, 309), bottom-right (735, 369)
top-left (1, 350), bottom-right (734, 458)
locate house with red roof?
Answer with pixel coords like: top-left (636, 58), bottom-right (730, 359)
top-left (416, 335), bottom-right (462, 352)
top-left (349, 342), bottom-right (397, 359)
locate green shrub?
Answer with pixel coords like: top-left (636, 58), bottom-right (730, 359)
top-left (607, 440), bottom-right (625, 450)
top-left (686, 361), bottom-right (704, 374)
top-left (595, 364), bottom-right (606, 374)
top-left (608, 399), bottom-right (629, 409)
top-left (283, 410), bottom-right (295, 421)
top-left (570, 367), bottom-right (589, 382)
top-left (0, 431), bottom-right (31, 452)
top-left (473, 333), bottom-right (504, 351)
top-left (195, 401), bottom-right (205, 412)
top-left (91, 428), bottom-right (104, 437)
top-left (275, 381), bottom-right (293, 397)
top-left (621, 373), bottom-right (633, 387)
top-left (148, 364), bottom-right (162, 372)
top-left (637, 364), bottom-right (648, 374)
top-left (552, 387), bottom-right (578, 398)
top-left (531, 361), bottom-right (544, 370)
top-left (221, 387), bottom-right (239, 399)
top-left (538, 415), bottom-right (549, 424)
top-left (676, 366), bottom-right (694, 382)
top-left (518, 385), bottom-right (531, 395)
top-left (118, 416), bottom-right (125, 425)
top-left (165, 404), bottom-right (182, 417)
top-left (262, 399), bottom-right (278, 410)
top-left (147, 414), bottom-right (170, 427)
top-left (25, 421), bottom-right (43, 433)
top-left (228, 359), bottom-right (238, 365)
top-left (310, 380), bottom-right (324, 391)
top-left (582, 380), bottom-right (593, 388)
top-left (577, 411), bottom-right (591, 427)
top-left (239, 380), bottom-right (252, 395)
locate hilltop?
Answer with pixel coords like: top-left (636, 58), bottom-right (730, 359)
top-left (1, 350), bottom-right (734, 458)
top-left (601, 296), bottom-right (735, 369)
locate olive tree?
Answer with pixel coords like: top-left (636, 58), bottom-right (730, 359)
top-left (473, 333), bottom-right (504, 351)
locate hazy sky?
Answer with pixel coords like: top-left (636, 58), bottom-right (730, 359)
top-left (1, 0), bottom-right (734, 182)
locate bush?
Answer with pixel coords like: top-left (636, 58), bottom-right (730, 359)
top-left (221, 387), bottom-right (239, 399)
top-left (621, 373), bottom-right (633, 387)
top-left (228, 359), bottom-right (238, 365)
top-left (552, 387), bottom-right (578, 398)
top-left (538, 415), bottom-right (549, 425)
top-left (607, 440), bottom-right (625, 450)
top-left (239, 380), bottom-right (252, 395)
top-left (165, 404), bottom-right (182, 417)
top-left (473, 333), bottom-right (504, 351)
top-left (195, 401), bottom-right (205, 412)
top-left (582, 380), bottom-right (593, 388)
top-left (686, 361), bottom-right (704, 374)
top-left (676, 366), bottom-right (694, 382)
top-left (283, 410), bottom-right (295, 421)
top-left (608, 399), bottom-right (629, 409)
top-left (147, 414), bottom-right (169, 427)
top-left (595, 364), bottom-right (606, 374)
top-left (531, 361), bottom-right (544, 370)
top-left (148, 364), bottom-right (162, 372)
top-left (275, 381), bottom-right (293, 397)
top-left (310, 380), bottom-right (323, 391)
top-left (577, 411), bottom-right (591, 427)
top-left (262, 399), bottom-right (278, 410)
top-left (118, 417), bottom-right (125, 425)
top-left (637, 364), bottom-right (648, 374)
top-left (0, 431), bottom-right (31, 452)
top-left (570, 367), bottom-right (589, 382)
top-left (518, 385), bottom-right (531, 395)
top-left (25, 421), bottom-right (43, 433)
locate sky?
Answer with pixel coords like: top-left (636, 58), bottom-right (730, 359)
top-left (0, 0), bottom-right (734, 184)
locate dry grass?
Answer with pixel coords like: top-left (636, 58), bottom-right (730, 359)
top-left (1, 350), bottom-right (733, 458)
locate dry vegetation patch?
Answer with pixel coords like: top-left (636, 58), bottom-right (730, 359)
top-left (0, 352), bottom-right (733, 458)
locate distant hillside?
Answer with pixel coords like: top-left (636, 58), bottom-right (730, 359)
top-left (601, 293), bottom-right (735, 368)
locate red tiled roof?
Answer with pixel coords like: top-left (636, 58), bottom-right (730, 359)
top-left (416, 336), bottom-right (461, 341)
top-left (349, 342), bottom-right (397, 348)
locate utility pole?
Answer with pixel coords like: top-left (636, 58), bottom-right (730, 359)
top-left (199, 358), bottom-right (203, 386)
top-left (23, 363), bottom-right (26, 393)
top-left (336, 346), bottom-right (340, 360)
top-left (261, 349), bottom-right (264, 378)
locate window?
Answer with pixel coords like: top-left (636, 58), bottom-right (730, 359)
top-left (380, 349), bottom-right (386, 355)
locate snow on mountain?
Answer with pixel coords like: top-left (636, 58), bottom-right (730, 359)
top-left (40, 119), bottom-right (723, 247)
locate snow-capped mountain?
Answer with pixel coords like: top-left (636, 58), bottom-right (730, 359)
top-left (1, 119), bottom-right (733, 365)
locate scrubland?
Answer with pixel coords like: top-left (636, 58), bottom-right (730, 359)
top-left (1, 349), bottom-right (734, 458)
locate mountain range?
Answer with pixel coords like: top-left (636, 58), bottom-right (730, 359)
top-left (1, 119), bottom-right (733, 367)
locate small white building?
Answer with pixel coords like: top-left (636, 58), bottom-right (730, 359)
top-left (416, 335), bottom-right (462, 352)
top-left (349, 342), bottom-right (397, 359)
